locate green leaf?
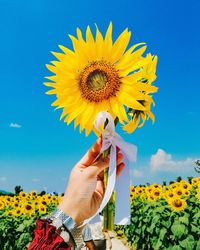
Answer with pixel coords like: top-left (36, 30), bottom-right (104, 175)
top-left (16, 224), bottom-right (25, 232)
top-left (191, 223), bottom-right (200, 233)
top-left (171, 223), bottom-right (186, 238)
top-left (159, 228), bottom-right (167, 240)
top-left (178, 215), bottom-right (189, 225)
top-left (162, 219), bottom-right (171, 228)
top-left (170, 245), bottom-right (182, 250)
top-left (179, 235), bottom-right (195, 250)
top-left (152, 215), bottom-right (160, 224)
top-left (154, 240), bottom-right (162, 250)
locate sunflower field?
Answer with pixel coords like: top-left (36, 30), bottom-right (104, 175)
top-left (0, 191), bottom-right (62, 249)
top-left (0, 177), bottom-right (200, 249)
top-left (115, 177), bottom-right (200, 250)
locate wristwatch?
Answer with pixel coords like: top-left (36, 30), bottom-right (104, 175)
top-left (47, 208), bottom-right (84, 249)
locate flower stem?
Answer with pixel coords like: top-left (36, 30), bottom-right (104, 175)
top-left (102, 117), bottom-right (119, 231)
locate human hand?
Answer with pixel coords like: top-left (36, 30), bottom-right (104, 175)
top-left (58, 137), bottom-right (124, 225)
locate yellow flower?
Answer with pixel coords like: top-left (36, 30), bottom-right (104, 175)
top-left (168, 197), bottom-right (187, 212)
top-left (183, 189), bottom-right (190, 197)
top-left (30, 191), bottom-right (37, 196)
top-left (152, 188), bottom-right (162, 200)
top-left (4, 210), bottom-right (14, 216)
top-left (165, 190), bottom-right (176, 200)
top-left (12, 201), bottom-right (19, 208)
top-left (19, 191), bottom-right (27, 199)
top-left (45, 23), bottom-right (158, 135)
top-left (38, 205), bottom-right (47, 215)
top-left (147, 194), bottom-right (157, 202)
top-left (169, 183), bottom-right (179, 190)
top-left (180, 180), bottom-right (192, 190)
top-left (14, 208), bottom-right (23, 217)
top-left (22, 202), bottom-right (35, 216)
top-left (192, 177), bottom-right (199, 186)
top-left (152, 184), bottom-right (162, 190)
top-left (173, 187), bottom-right (184, 197)
top-left (145, 186), bottom-right (153, 195)
top-left (196, 192), bottom-right (200, 201)
top-left (0, 201), bottom-right (5, 210)
top-left (135, 186), bottom-right (143, 195)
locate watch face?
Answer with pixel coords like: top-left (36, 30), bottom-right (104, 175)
top-left (60, 231), bottom-right (70, 243)
top-left (52, 217), bottom-right (63, 228)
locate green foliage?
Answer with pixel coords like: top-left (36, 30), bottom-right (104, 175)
top-left (0, 216), bottom-right (35, 249)
top-left (115, 192), bottom-right (200, 249)
top-left (0, 206), bottom-right (56, 249)
top-left (14, 186), bottom-right (23, 195)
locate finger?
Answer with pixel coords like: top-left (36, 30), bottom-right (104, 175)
top-left (95, 178), bottom-right (104, 197)
top-left (117, 152), bottom-right (123, 165)
top-left (116, 162), bottom-right (125, 177)
top-left (77, 137), bottom-right (102, 168)
top-left (90, 156), bottom-right (110, 176)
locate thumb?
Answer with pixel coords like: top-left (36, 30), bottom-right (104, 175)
top-left (88, 156), bottom-right (110, 177)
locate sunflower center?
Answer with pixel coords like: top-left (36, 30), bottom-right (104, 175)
top-left (174, 199), bottom-right (182, 207)
top-left (79, 61), bottom-right (120, 102)
top-left (25, 205), bottom-right (32, 210)
top-left (88, 70), bottom-right (108, 91)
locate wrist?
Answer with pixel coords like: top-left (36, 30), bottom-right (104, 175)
top-left (58, 200), bottom-right (82, 225)
top-left (49, 207), bottom-right (84, 248)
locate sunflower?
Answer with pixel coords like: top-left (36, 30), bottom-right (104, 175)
top-left (22, 203), bottom-right (35, 216)
top-left (14, 208), bottom-right (22, 217)
top-left (0, 201), bottom-right (5, 210)
top-left (168, 197), bottom-right (187, 212)
top-left (152, 188), bottom-right (162, 200)
top-left (173, 187), bottom-right (184, 197)
top-left (4, 210), bottom-right (14, 216)
top-left (45, 23), bottom-right (158, 135)
top-left (147, 194), bottom-right (157, 202)
top-left (192, 177), bottom-right (199, 186)
top-left (180, 180), bottom-right (191, 190)
top-left (165, 190), bottom-right (176, 200)
top-left (38, 205), bottom-right (47, 215)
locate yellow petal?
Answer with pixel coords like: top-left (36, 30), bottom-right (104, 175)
top-left (110, 28), bottom-right (131, 63)
top-left (117, 92), bottom-right (146, 111)
top-left (110, 97), bottom-right (128, 123)
top-left (43, 82), bottom-right (55, 88)
top-left (46, 64), bottom-right (57, 74)
top-left (45, 89), bottom-right (57, 95)
top-left (64, 101), bottom-right (87, 124)
top-left (76, 28), bottom-right (85, 42)
top-left (58, 45), bottom-right (75, 57)
top-left (123, 116), bottom-right (140, 133)
top-left (95, 24), bottom-right (104, 59)
top-left (51, 51), bottom-right (65, 61)
top-left (117, 45), bottom-right (147, 71)
top-left (86, 25), bottom-right (95, 44)
top-left (104, 22), bottom-right (113, 55)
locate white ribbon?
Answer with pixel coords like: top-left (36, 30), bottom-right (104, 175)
top-left (84, 111), bottom-right (137, 225)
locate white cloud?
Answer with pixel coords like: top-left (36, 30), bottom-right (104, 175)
top-left (32, 178), bottom-right (40, 182)
top-left (132, 169), bottom-right (143, 178)
top-left (9, 123), bottom-right (22, 128)
top-left (0, 176), bottom-right (7, 182)
top-left (150, 149), bottom-right (197, 173)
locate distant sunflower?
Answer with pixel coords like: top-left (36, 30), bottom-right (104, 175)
top-left (0, 201), bottom-right (5, 210)
top-left (168, 197), bottom-right (187, 212)
top-left (152, 188), bottom-right (162, 199)
top-left (38, 205), bottom-right (47, 215)
top-left (45, 23), bottom-right (158, 135)
top-left (22, 203), bottom-right (35, 216)
top-left (14, 208), bottom-right (22, 217)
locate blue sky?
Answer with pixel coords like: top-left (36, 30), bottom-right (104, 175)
top-left (0, 0), bottom-right (199, 193)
